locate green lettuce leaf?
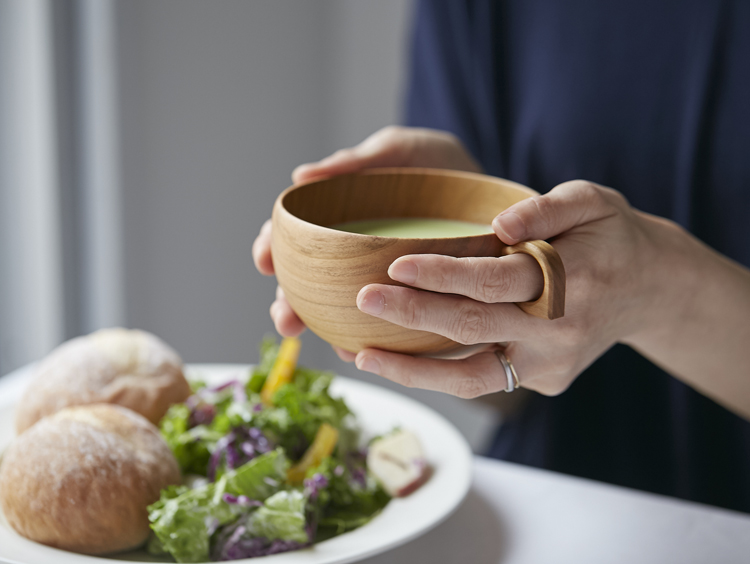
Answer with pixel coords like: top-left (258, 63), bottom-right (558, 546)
top-left (306, 456), bottom-right (390, 540)
top-left (271, 371), bottom-right (351, 445)
top-left (148, 449), bottom-right (288, 563)
top-left (153, 337), bottom-right (392, 560)
top-left (218, 448), bottom-right (287, 499)
top-left (160, 404), bottom-right (212, 475)
top-left (246, 490), bottom-right (309, 544)
top-left (318, 510), bottom-right (380, 537)
top-left (242, 338), bottom-right (357, 459)
top-left (246, 337), bottom-right (280, 393)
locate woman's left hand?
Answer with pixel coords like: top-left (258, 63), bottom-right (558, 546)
top-left (353, 179), bottom-right (682, 397)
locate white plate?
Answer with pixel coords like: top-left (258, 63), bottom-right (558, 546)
top-left (0, 363), bottom-right (472, 564)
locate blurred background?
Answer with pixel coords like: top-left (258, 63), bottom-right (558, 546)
top-left (0, 0), bottom-right (499, 451)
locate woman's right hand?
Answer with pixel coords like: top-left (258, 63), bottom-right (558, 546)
top-left (251, 126), bottom-right (482, 359)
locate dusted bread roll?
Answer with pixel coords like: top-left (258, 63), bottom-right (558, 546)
top-left (0, 404), bottom-right (180, 554)
top-left (15, 328), bottom-right (190, 434)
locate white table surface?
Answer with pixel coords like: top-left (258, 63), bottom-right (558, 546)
top-left (359, 455), bottom-right (750, 564)
top-left (2, 367), bottom-right (750, 564)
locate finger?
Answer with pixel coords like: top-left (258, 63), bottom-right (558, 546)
top-left (498, 342), bottom-right (581, 397)
top-left (356, 284), bottom-right (536, 345)
top-left (252, 219), bottom-right (274, 275)
top-left (492, 180), bottom-right (622, 244)
top-left (270, 289), bottom-right (306, 337)
top-left (355, 348), bottom-right (509, 398)
top-left (333, 346), bottom-right (356, 362)
top-left (291, 127), bottom-right (412, 184)
top-left (388, 253), bottom-right (543, 304)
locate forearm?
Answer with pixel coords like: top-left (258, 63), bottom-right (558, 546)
top-left (624, 214), bottom-right (750, 419)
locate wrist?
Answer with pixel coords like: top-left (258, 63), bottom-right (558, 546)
top-left (620, 213), bottom-right (702, 351)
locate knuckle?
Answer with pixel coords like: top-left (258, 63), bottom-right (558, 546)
top-left (527, 363), bottom-right (577, 396)
top-left (586, 185), bottom-right (612, 211)
top-left (376, 125), bottom-right (405, 142)
top-left (374, 125), bottom-right (413, 161)
top-left (572, 180), bottom-right (617, 212)
top-left (574, 179), bottom-right (600, 196)
top-left (451, 374), bottom-right (491, 399)
top-left (452, 304), bottom-right (490, 345)
top-left (533, 378), bottom-right (571, 397)
top-left (472, 259), bottom-right (515, 303)
top-left (333, 147), bottom-right (354, 160)
top-left (602, 186), bottom-right (630, 208)
top-left (428, 258), bottom-right (455, 293)
top-left (395, 370), bottom-right (416, 389)
top-left (437, 269), bottom-right (454, 293)
top-left (402, 294), bottom-right (424, 329)
top-left (434, 129), bottom-right (460, 147)
top-left (529, 195), bottom-right (559, 233)
top-left (521, 349), bottom-right (586, 397)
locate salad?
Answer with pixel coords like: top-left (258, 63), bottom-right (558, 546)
top-left (147, 337), bottom-right (424, 563)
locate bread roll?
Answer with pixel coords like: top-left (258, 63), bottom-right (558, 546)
top-left (0, 404), bottom-right (180, 555)
top-left (15, 328), bottom-right (190, 434)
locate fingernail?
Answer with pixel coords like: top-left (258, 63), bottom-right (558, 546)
top-left (356, 354), bottom-right (381, 375)
top-left (357, 289), bottom-right (385, 316)
top-left (494, 212), bottom-right (526, 241)
top-left (389, 259), bottom-right (418, 284)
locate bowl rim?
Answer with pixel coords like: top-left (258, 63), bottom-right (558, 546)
top-left (274, 167), bottom-right (538, 241)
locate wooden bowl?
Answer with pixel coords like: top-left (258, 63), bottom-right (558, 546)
top-left (271, 168), bottom-right (564, 356)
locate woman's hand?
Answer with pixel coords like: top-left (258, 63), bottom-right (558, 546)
top-left (353, 175), bottom-right (750, 420)
top-left (252, 126), bottom-right (482, 357)
top-left (254, 126), bottom-right (750, 418)
top-left (353, 180), bottom-right (689, 397)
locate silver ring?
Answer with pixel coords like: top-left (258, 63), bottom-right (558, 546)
top-left (494, 350), bottom-right (520, 393)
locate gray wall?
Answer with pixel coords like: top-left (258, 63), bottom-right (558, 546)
top-left (115, 0), bottom-right (499, 452)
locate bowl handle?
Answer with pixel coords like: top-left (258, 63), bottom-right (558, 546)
top-left (499, 240), bottom-right (565, 319)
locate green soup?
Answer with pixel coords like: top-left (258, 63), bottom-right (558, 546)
top-left (332, 218), bottom-right (493, 238)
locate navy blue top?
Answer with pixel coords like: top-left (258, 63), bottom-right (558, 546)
top-left (405, 0), bottom-right (750, 512)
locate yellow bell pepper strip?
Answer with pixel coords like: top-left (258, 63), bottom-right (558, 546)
top-left (260, 336), bottom-right (301, 405)
top-left (287, 423), bottom-right (339, 484)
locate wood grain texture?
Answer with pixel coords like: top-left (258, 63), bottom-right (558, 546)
top-left (271, 168), bottom-right (565, 355)
top-left (499, 241), bottom-right (566, 319)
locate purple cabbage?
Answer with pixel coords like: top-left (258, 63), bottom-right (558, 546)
top-left (211, 522), bottom-right (309, 561)
top-left (189, 403), bottom-right (217, 427)
top-left (350, 467), bottom-right (367, 488)
top-left (185, 392), bottom-right (217, 428)
top-left (186, 380), bottom-right (250, 429)
top-left (204, 379), bottom-right (247, 404)
top-left (222, 493), bottom-right (263, 508)
top-left (208, 427), bottom-right (274, 481)
top-left (303, 473), bottom-right (329, 501)
top-left (216, 537), bottom-right (308, 561)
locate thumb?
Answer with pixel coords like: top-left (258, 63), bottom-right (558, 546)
top-left (492, 180), bottom-right (621, 244)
